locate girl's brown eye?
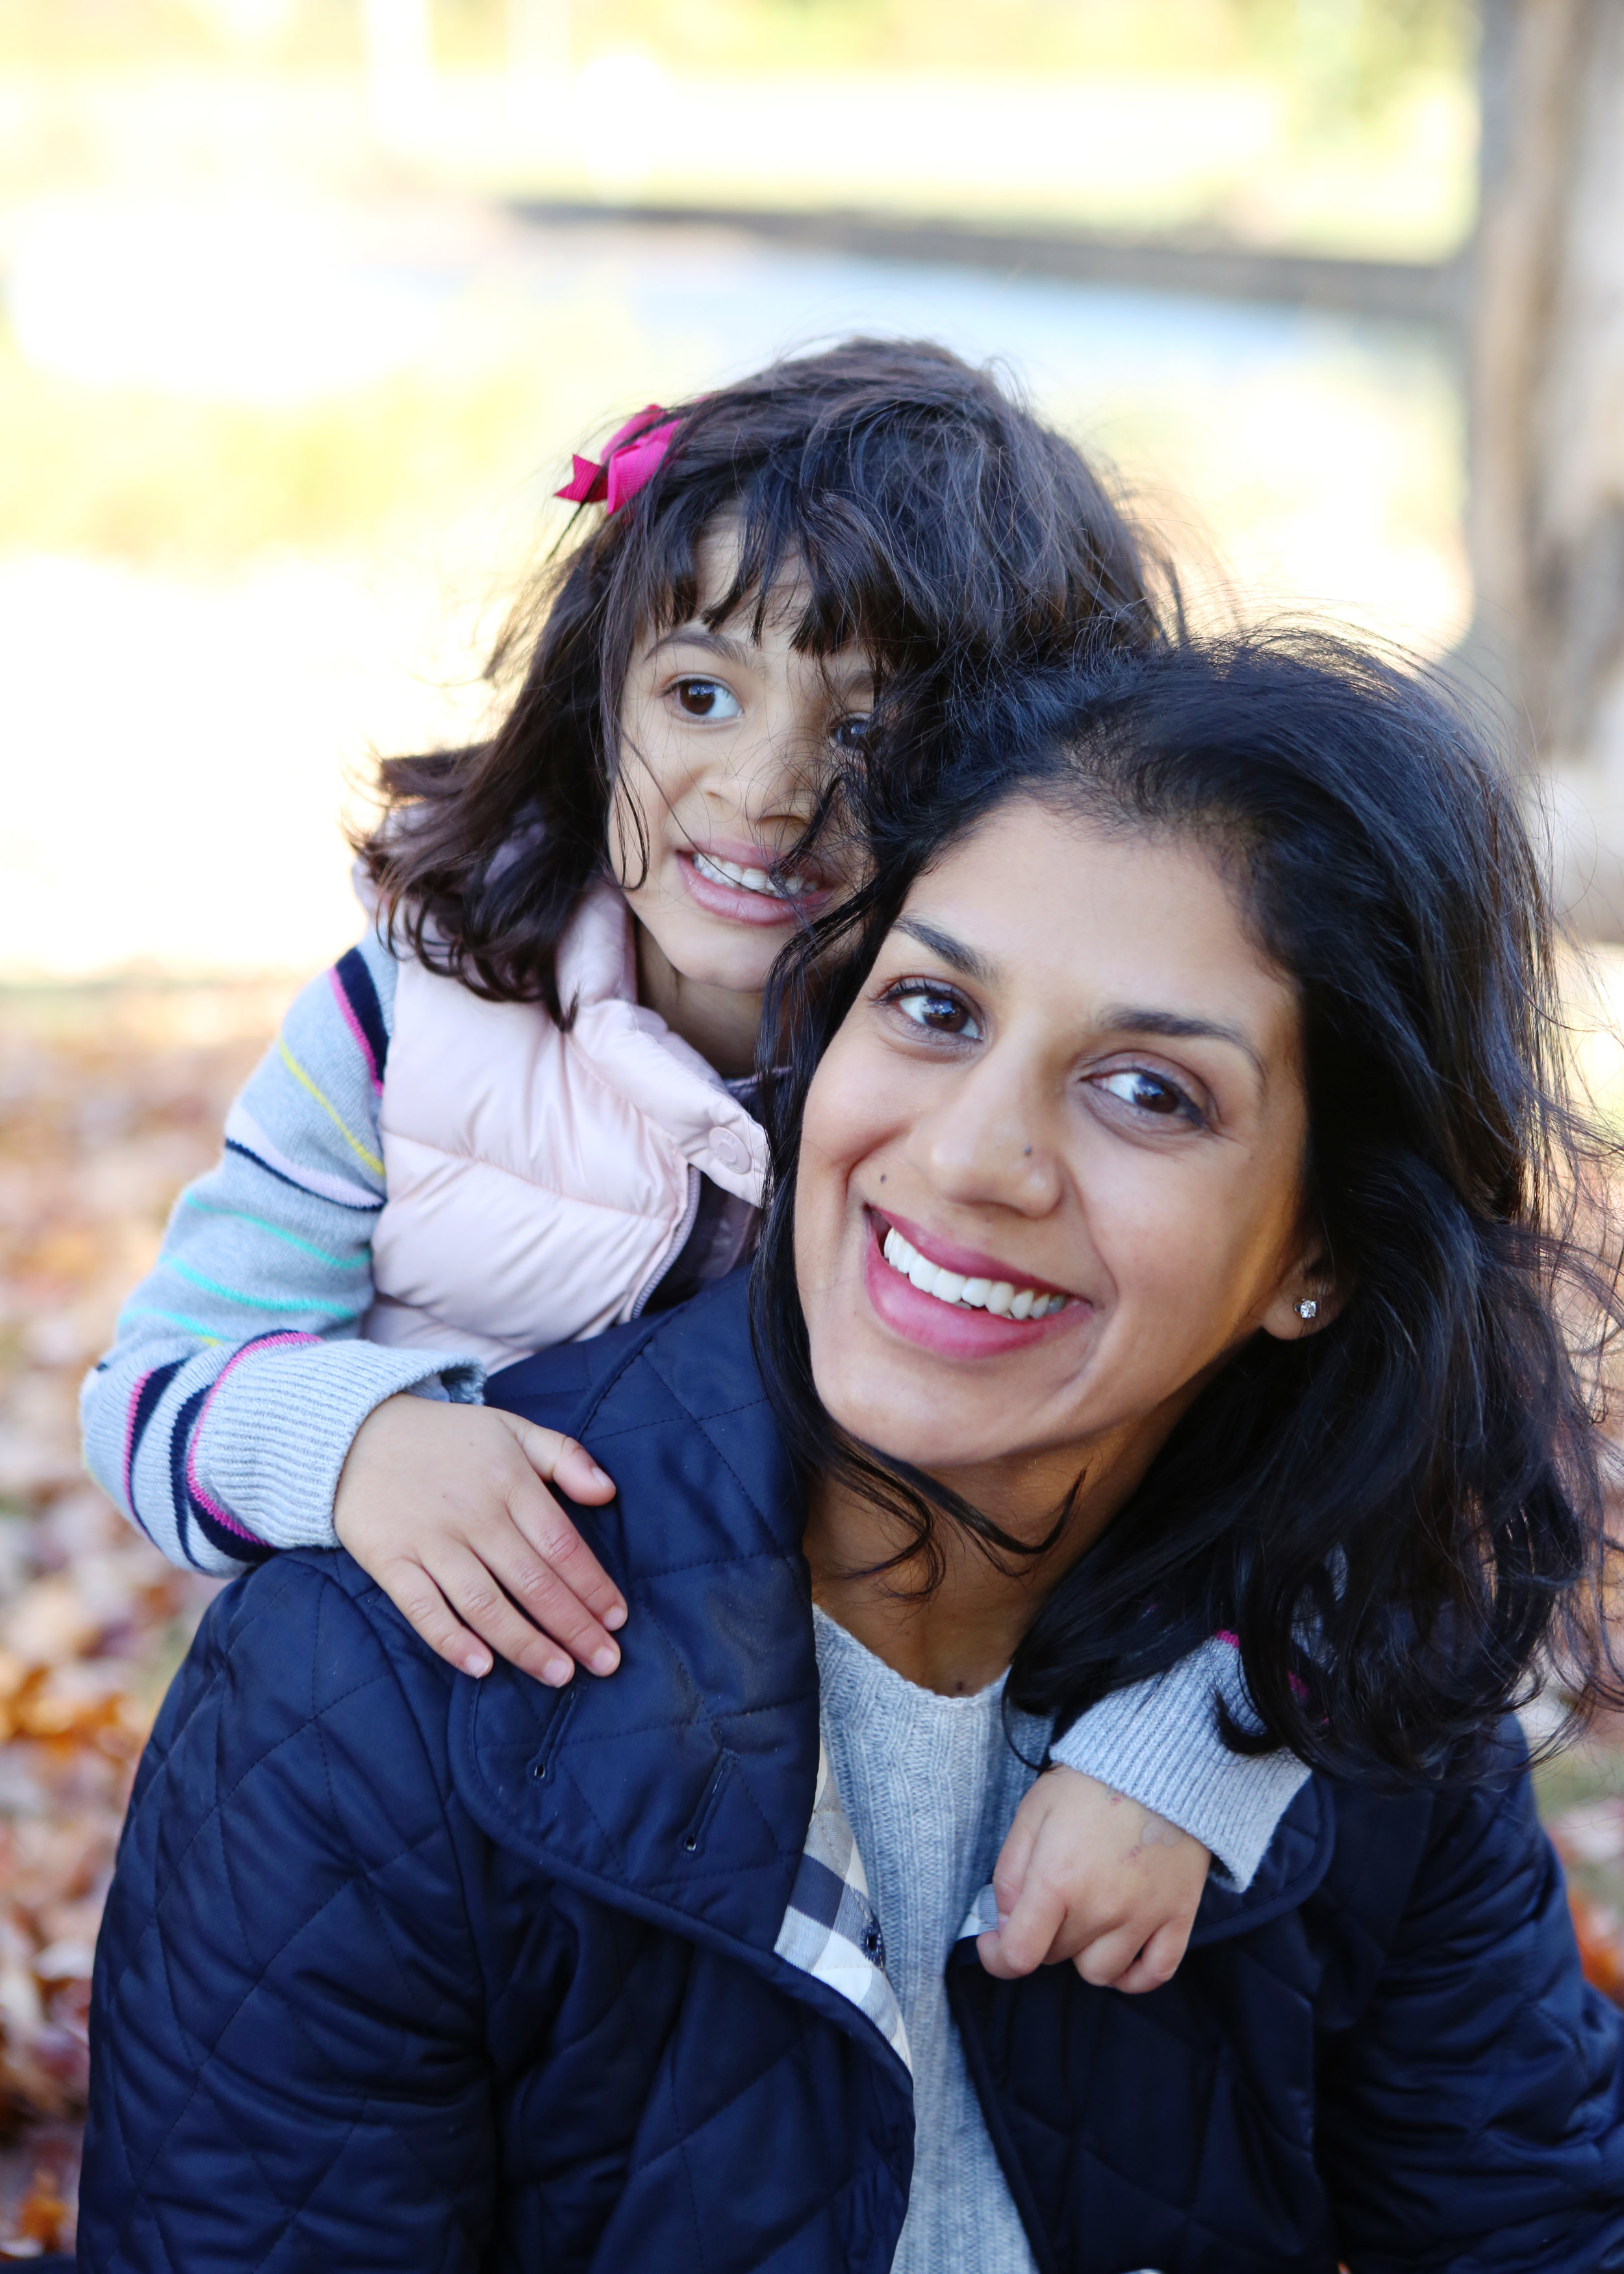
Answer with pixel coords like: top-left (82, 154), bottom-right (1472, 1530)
top-left (830, 713), bottom-right (870, 752)
top-left (674, 678), bottom-right (741, 721)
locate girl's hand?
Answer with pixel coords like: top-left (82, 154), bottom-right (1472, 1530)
top-left (978, 1766), bottom-right (1210, 1993)
top-left (333, 1395), bottom-right (625, 1685)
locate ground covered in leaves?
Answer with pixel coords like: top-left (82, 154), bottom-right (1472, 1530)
top-left (0, 980), bottom-right (286, 2256)
top-left (1, 976), bottom-right (1623, 2253)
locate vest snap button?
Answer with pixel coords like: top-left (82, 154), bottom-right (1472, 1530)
top-left (707, 1126), bottom-right (750, 1173)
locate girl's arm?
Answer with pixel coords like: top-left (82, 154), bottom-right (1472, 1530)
top-left (1048, 1637), bottom-right (1311, 1890)
top-left (79, 933), bottom-right (485, 1574)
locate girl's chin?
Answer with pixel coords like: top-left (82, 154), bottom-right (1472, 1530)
top-left (858, 1229), bottom-right (1087, 1362)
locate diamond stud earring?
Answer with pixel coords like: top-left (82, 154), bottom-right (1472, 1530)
top-left (1295, 1297), bottom-right (1319, 1322)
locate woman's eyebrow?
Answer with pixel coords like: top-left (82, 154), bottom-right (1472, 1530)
top-left (1099, 1006), bottom-right (1267, 1086)
top-left (894, 917), bottom-right (995, 984)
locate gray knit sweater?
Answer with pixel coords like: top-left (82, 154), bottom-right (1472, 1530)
top-left (814, 1607), bottom-right (1045, 2274)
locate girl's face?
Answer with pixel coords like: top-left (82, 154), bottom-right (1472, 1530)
top-left (794, 795), bottom-right (1326, 1514)
top-left (610, 522), bottom-right (872, 1002)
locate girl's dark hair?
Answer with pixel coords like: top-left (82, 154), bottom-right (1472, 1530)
top-left (751, 630), bottom-right (1624, 1782)
top-left (354, 337), bottom-right (1172, 1019)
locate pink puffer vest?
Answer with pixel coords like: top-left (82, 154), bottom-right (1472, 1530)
top-left (364, 882), bottom-right (768, 1369)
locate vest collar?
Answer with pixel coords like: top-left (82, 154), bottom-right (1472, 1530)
top-left (556, 881), bottom-right (767, 1205)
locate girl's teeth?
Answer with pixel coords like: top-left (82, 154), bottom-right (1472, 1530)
top-left (880, 1226), bottom-right (1065, 1322)
top-left (693, 851), bottom-right (809, 898)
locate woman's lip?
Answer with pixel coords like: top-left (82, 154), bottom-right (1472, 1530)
top-left (676, 849), bottom-right (833, 928)
top-left (861, 1227), bottom-right (1085, 1360)
top-left (869, 1207), bottom-right (1076, 1301)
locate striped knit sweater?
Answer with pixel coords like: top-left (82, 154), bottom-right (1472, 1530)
top-left (81, 927), bottom-right (1308, 1887)
top-left (79, 931), bottom-right (483, 1573)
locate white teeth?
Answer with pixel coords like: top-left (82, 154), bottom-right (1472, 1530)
top-left (880, 1226), bottom-right (1065, 1322)
top-left (693, 850), bottom-right (810, 898)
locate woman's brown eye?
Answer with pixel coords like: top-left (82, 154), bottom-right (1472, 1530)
top-left (1099, 1069), bottom-right (1188, 1117)
top-left (675, 678), bottom-right (741, 721)
top-left (831, 714), bottom-right (870, 752)
top-left (893, 984), bottom-right (980, 1039)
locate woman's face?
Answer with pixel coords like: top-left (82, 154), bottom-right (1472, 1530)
top-left (795, 795), bottom-right (1323, 1508)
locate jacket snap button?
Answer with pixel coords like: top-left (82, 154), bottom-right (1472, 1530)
top-left (707, 1126), bottom-right (749, 1173)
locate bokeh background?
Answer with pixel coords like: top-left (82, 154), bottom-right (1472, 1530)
top-left (5, 0), bottom-right (1624, 2246)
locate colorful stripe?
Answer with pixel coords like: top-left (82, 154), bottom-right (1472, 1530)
top-left (164, 1258), bottom-right (362, 1321)
top-left (275, 1038), bottom-right (386, 1178)
top-left (180, 1197), bottom-right (369, 1270)
top-left (123, 1359), bottom-right (185, 1539)
top-left (123, 1307), bottom-right (227, 1344)
top-left (181, 1333), bottom-right (319, 1565)
top-left (225, 1106), bottom-right (381, 1210)
top-left (332, 948), bottom-right (388, 1096)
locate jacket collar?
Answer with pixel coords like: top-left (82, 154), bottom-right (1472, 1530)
top-left (464, 1274), bottom-right (1335, 1973)
top-left (455, 1273), bottom-right (818, 1960)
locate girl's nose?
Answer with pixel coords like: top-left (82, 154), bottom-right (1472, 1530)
top-left (914, 1059), bottom-right (1063, 1219)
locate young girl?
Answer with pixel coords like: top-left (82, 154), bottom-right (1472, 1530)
top-left (82, 339), bottom-right (1306, 1987)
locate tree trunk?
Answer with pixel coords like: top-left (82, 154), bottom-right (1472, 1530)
top-left (1473, 0), bottom-right (1624, 932)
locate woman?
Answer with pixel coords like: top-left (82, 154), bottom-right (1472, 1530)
top-left (79, 635), bottom-right (1624, 2272)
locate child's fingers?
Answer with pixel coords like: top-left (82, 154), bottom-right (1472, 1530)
top-left (496, 1416), bottom-right (628, 1633)
top-left (1114, 1919), bottom-right (1191, 1995)
top-left (368, 1554), bottom-right (500, 1681)
top-left (479, 1523), bottom-right (622, 1678)
top-left (1071, 1924), bottom-right (1148, 1989)
top-left (991, 1806), bottom-right (1039, 1923)
top-left (978, 1876), bottom-right (1068, 1980)
top-left (424, 1541), bottom-right (579, 1689)
top-left (499, 1414), bottom-right (618, 1505)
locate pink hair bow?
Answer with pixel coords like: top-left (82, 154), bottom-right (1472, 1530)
top-left (556, 405), bottom-right (680, 514)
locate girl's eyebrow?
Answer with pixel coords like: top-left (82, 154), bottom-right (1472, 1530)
top-left (647, 624), bottom-right (873, 689)
top-left (646, 625), bottom-right (755, 668)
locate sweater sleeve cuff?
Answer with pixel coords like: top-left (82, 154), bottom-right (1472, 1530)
top-left (1048, 1637), bottom-right (1312, 1890)
top-left (191, 1339), bottom-right (485, 1551)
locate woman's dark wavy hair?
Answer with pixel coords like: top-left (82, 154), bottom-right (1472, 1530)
top-left (353, 337), bottom-right (1172, 1019)
top-left (750, 630), bottom-right (1624, 1782)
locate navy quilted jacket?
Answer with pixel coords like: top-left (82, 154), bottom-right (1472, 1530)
top-left (81, 1274), bottom-right (1624, 2272)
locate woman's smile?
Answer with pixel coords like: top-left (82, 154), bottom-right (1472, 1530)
top-left (862, 1205), bottom-right (1084, 1359)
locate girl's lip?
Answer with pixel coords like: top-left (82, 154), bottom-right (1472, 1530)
top-left (676, 847), bottom-right (833, 928)
top-left (860, 1212), bottom-right (1088, 1360)
top-left (869, 1207), bottom-right (1075, 1301)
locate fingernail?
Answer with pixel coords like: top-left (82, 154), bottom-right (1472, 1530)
top-left (465, 1649), bottom-right (492, 1679)
top-left (603, 1603), bottom-right (627, 1631)
top-left (589, 1464), bottom-right (613, 1488)
top-left (590, 1645), bottom-right (619, 1676)
top-left (544, 1659), bottom-right (573, 1687)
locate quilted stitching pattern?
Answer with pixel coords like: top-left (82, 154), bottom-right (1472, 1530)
top-left (82, 1277), bottom-right (1624, 2272)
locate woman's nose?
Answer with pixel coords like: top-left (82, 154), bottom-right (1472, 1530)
top-left (915, 1059), bottom-right (1063, 1218)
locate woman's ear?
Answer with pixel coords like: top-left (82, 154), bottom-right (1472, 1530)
top-left (1258, 1244), bottom-right (1345, 1343)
